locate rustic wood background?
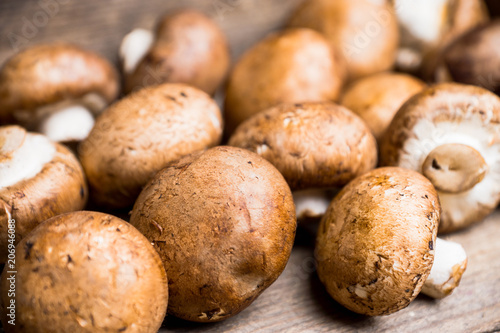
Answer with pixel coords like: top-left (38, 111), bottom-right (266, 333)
top-left (1, 0), bottom-right (500, 332)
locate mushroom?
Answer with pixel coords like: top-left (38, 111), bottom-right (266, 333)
top-left (0, 211), bottom-right (168, 332)
top-left (438, 20), bottom-right (500, 95)
top-left (0, 125), bottom-right (87, 263)
top-left (316, 167), bottom-right (444, 315)
top-left (0, 43), bottom-right (119, 143)
top-left (78, 83), bottom-right (223, 208)
top-left (390, 0), bottom-right (489, 77)
top-left (228, 102), bottom-right (377, 220)
top-left (129, 146), bottom-right (296, 322)
top-left (340, 72), bottom-right (426, 141)
top-left (288, 0), bottom-right (399, 81)
top-left (224, 28), bottom-right (345, 134)
top-left (120, 9), bottom-right (230, 94)
top-left (380, 83), bottom-right (500, 233)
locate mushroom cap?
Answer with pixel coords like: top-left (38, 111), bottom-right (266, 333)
top-left (78, 83), bottom-right (223, 208)
top-left (125, 9), bottom-right (230, 94)
top-left (441, 20), bottom-right (500, 95)
top-left (224, 28), bottom-right (345, 133)
top-left (340, 72), bottom-right (426, 140)
top-left (0, 126), bottom-right (87, 263)
top-left (0, 211), bottom-right (168, 333)
top-left (288, 0), bottom-right (399, 80)
top-left (228, 102), bottom-right (377, 190)
top-left (380, 83), bottom-right (500, 232)
top-left (130, 146), bottom-right (296, 322)
top-left (0, 43), bottom-right (119, 124)
top-left (316, 167), bottom-right (440, 316)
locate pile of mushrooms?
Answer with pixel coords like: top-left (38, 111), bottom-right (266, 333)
top-left (1, 1), bottom-right (499, 330)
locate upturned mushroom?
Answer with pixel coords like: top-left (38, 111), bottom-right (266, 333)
top-left (0, 43), bottom-right (119, 143)
top-left (316, 167), bottom-right (467, 315)
top-left (120, 9), bottom-right (230, 94)
top-left (224, 28), bottom-right (345, 133)
top-left (0, 125), bottom-right (87, 263)
top-left (130, 146), bottom-right (296, 322)
top-left (341, 72), bottom-right (426, 141)
top-left (437, 20), bottom-right (500, 95)
top-left (288, 0), bottom-right (399, 81)
top-left (229, 102), bottom-right (377, 220)
top-left (0, 211), bottom-right (168, 333)
top-left (79, 83), bottom-right (223, 208)
top-left (380, 83), bottom-right (500, 233)
top-left (390, 0), bottom-right (489, 77)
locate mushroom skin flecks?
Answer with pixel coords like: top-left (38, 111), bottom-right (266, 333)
top-left (381, 83), bottom-right (500, 233)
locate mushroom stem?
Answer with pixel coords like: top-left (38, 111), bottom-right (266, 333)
top-left (421, 237), bottom-right (467, 299)
top-left (119, 28), bottom-right (154, 74)
top-left (38, 105), bottom-right (96, 143)
top-left (421, 143), bottom-right (488, 193)
top-left (293, 189), bottom-right (336, 220)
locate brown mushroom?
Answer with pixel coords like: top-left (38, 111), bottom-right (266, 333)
top-left (288, 0), bottom-right (399, 81)
top-left (224, 28), bottom-right (345, 133)
top-left (120, 9), bottom-right (230, 94)
top-left (0, 125), bottom-right (87, 263)
top-left (229, 102), bottom-right (377, 220)
top-left (340, 72), bottom-right (426, 141)
top-left (316, 167), bottom-right (440, 315)
top-left (390, 0), bottom-right (489, 77)
top-left (380, 83), bottom-right (500, 233)
top-left (438, 20), bottom-right (500, 95)
top-left (78, 83), bottom-right (223, 208)
top-left (0, 43), bottom-right (119, 143)
top-left (0, 211), bottom-right (168, 333)
top-left (129, 146), bottom-right (296, 322)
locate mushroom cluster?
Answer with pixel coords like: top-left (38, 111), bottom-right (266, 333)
top-left (1, 1), bottom-right (498, 330)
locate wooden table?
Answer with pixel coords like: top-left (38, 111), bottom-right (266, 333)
top-left (1, 1), bottom-right (499, 332)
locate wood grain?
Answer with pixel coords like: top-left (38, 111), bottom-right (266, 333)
top-left (0, 1), bottom-right (500, 332)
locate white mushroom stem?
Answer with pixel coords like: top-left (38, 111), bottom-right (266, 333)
top-left (293, 189), bottom-right (336, 220)
top-left (421, 237), bottom-right (467, 299)
top-left (119, 28), bottom-right (155, 74)
top-left (0, 126), bottom-right (55, 189)
top-left (421, 143), bottom-right (488, 194)
top-left (38, 105), bottom-right (96, 143)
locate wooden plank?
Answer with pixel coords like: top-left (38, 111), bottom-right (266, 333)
top-left (1, 1), bottom-right (500, 332)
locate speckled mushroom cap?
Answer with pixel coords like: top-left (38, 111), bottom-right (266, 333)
top-left (316, 167), bottom-right (440, 316)
top-left (288, 0), bottom-right (399, 80)
top-left (0, 211), bottom-right (168, 333)
top-left (130, 146), bottom-right (296, 322)
top-left (340, 72), bottom-right (426, 141)
top-left (224, 28), bottom-right (345, 133)
top-left (78, 83), bottom-right (223, 208)
top-left (124, 9), bottom-right (230, 94)
top-left (380, 83), bottom-right (500, 233)
top-left (228, 102), bottom-right (377, 190)
top-left (0, 43), bottom-right (119, 125)
top-left (0, 126), bottom-right (87, 263)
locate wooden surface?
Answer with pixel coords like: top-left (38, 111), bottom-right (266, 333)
top-left (1, 1), bottom-right (500, 332)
